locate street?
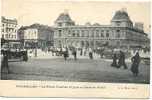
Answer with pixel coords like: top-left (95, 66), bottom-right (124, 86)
top-left (1, 57), bottom-right (150, 84)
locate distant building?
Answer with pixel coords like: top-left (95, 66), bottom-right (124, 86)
top-left (53, 9), bottom-right (149, 49)
top-left (17, 24), bottom-right (54, 49)
top-left (1, 16), bottom-right (18, 40)
top-left (134, 22), bottom-right (144, 31)
top-left (24, 28), bottom-right (38, 40)
top-left (23, 28), bottom-right (38, 48)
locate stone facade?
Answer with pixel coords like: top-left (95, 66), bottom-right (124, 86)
top-left (54, 9), bottom-right (149, 49)
top-left (18, 24), bottom-right (54, 49)
top-left (1, 16), bottom-right (18, 40)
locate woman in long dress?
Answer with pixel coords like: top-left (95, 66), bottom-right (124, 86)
top-left (131, 52), bottom-right (141, 76)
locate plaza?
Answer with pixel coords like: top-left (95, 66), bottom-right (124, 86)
top-left (2, 53), bottom-right (150, 84)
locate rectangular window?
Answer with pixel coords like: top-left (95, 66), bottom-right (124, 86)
top-left (117, 30), bottom-right (120, 32)
top-left (100, 33), bottom-right (104, 37)
top-left (96, 30), bottom-right (99, 37)
top-left (5, 34), bottom-right (8, 38)
top-left (2, 29), bottom-right (4, 32)
top-left (106, 33), bottom-right (109, 37)
top-left (106, 30), bottom-right (109, 33)
top-left (106, 30), bottom-right (109, 37)
top-left (58, 23), bottom-right (62, 27)
top-left (9, 34), bottom-right (10, 38)
top-left (86, 30), bottom-right (89, 37)
top-left (72, 30), bottom-right (75, 37)
top-left (81, 30), bottom-right (84, 37)
top-left (76, 30), bottom-right (80, 37)
top-left (2, 34), bottom-right (4, 38)
top-left (77, 33), bottom-right (79, 37)
top-left (91, 30), bottom-right (94, 37)
top-left (68, 30), bottom-right (71, 36)
top-left (72, 33), bottom-right (75, 37)
top-left (58, 30), bottom-right (62, 37)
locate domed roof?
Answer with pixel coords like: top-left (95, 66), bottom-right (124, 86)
top-left (112, 10), bottom-right (131, 21)
top-left (55, 13), bottom-right (73, 22)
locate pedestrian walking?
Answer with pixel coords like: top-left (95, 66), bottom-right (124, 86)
top-left (72, 49), bottom-right (77, 60)
top-left (23, 50), bottom-right (28, 61)
top-left (89, 48), bottom-right (93, 59)
top-left (111, 53), bottom-right (118, 67)
top-left (63, 48), bottom-right (69, 61)
top-left (131, 52), bottom-right (141, 76)
top-left (80, 49), bottom-right (83, 56)
top-left (89, 52), bottom-right (93, 59)
top-left (117, 50), bottom-right (127, 69)
top-left (1, 51), bottom-right (9, 73)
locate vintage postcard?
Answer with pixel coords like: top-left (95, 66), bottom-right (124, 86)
top-left (0, 0), bottom-right (150, 98)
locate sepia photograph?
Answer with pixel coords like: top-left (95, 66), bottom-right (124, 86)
top-left (1, 0), bottom-right (150, 85)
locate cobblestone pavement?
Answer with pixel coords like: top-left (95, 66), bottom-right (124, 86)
top-left (1, 57), bottom-right (150, 84)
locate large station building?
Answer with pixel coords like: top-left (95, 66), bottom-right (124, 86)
top-left (53, 9), bottom-right (149, 50)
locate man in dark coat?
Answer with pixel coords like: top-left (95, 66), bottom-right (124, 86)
top-left (131, 52), bottom-right (141, 76)
top-left (117, 50), bottom-right (127, 69)
top-left (1, 51), bottom-right (9, 73)
top-left (63, 48), bottom-right (69, 61)
top-left (111, 53), bottom-right (118, 67)
top-left (72, 49), bottom-right (77, 60)
top-left (80, 49), bottom-right (83, 56)
top-left (23, 50), bottom-right (28, 61)
top-left (89, 51), bottom-right (93, 59)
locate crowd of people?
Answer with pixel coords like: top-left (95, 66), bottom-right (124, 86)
top-left (111, 50), bottom-right (141, 77)
top-left (56, 47), bottom-right (94, 61)
top-left (1, 45), bottom-right (148, 77)
top-left (54, 47), bottom-right (143, 77)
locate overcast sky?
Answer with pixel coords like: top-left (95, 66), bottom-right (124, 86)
top-left (2, 0), bottom-right (151, 33)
